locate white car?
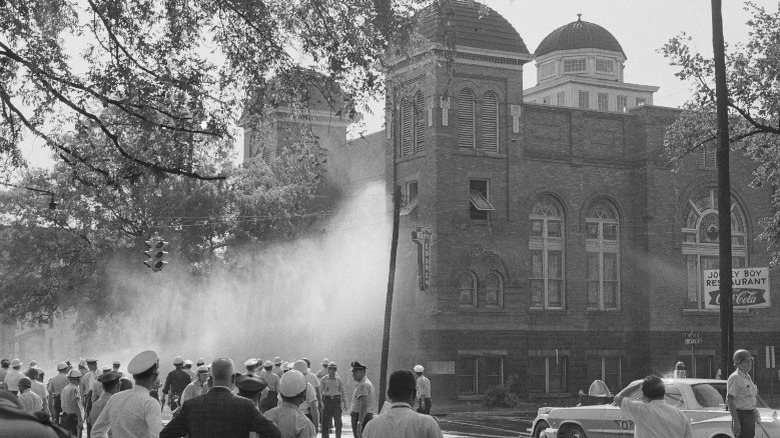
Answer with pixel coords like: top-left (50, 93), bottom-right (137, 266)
top-left (527, 378), bottom-right (777, 438)
top-left (691, 411), bottom-right (780, 438)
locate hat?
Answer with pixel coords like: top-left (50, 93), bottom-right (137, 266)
top-left (183, 359), bottom-right (193, 366)
top-left (327, 362), bottom-right (337, 369)
top-left (197, 365), bottom-right (209, 373)
top-left (235, 375), bottom-right (267, 393)
top-left (112, 360), bottom-right (120, 366)
top-left (128, 350), bottom-right (159, 374)
top-left (18, 377), bottom-right (32, 388)
top-left (278, 370), bottom-right (307, 397)
top-left (244, 358), bottom-right (258, 368)
top-left (263, 360), bottom-right (273, 368)
top-left (321, 358), bottom-right (330, 365)
top-left (25, 368), bottom-right (39, 379)
top-left (350, 361), bottom-right (367, 371)
top-left (78, 359), bottom-right (87, 367)
top-left (292, 360), bottom-right (308, 374)
top-left (173, 356), bottom-right (184, 365)
top-left (413, 365), bottom-right (424, 373)
top-left (0, 359), bottom-right (8, 366)
top-left (86, 358), bottom-right (97, 363)
top-left (28, 360), bottom-right (37, 367)
top-left (281, 361), bottom-right (290, 371)
top-left (97, 371), bottom-right (122, 383)
top-left (10, 358), bottom-right (21, 368)
top-left (56, 362), bottom-right (68, 371)
top-left (101, 365), bottom-right (112, 372)
top-left (273, 356), bottom-right (283, 365)
top-left (196, 358), bottom-right (205, 366)
top-left (67, 369), bottom-right (82, 379)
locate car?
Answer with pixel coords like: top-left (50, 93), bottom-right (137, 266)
top-left (527, 378), bottom-right (777, 438)
top-left (691, 411), bottom-right (780, 438)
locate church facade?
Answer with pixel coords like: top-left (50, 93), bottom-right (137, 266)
top-left (379, 1), bottom-right (778, 402)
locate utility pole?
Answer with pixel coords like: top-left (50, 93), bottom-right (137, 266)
top-left (378, 186), bottom-right (402, 408)
top-left (711, 0), bottom-right (734, 377)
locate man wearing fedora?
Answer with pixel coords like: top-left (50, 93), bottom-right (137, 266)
top-left (349, 361), bottom-right (374, 438)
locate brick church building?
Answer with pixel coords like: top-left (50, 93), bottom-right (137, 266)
top-left (244, 1), bottom-right (779, 402)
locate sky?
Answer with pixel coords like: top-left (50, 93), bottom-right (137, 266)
top-left (18, 0), bottom-right (775, 167)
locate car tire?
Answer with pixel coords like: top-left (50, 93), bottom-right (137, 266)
top-left (564, 425), bottom-right (587, 438)
top-left (532, 421), bottom-right (548, 438)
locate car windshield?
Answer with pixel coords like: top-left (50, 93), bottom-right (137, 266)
top-left (690, 382), bottom-right (769, 409)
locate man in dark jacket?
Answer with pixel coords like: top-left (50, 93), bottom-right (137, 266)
top-left (161, 356), bottom-right (190, 411)
top-left (160, 358), bottom-right (281, 438)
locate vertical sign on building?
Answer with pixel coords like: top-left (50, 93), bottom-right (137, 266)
top-left (412, 227), bottom-right (433, 291)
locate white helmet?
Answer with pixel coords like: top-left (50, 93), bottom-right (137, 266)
top-left (413, 365), bottom-right (424, 373)
top-left (279, 370), bottom-right (307, 397)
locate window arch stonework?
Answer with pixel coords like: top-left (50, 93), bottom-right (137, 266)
top-left (681, 188), bottom-right (748, 310)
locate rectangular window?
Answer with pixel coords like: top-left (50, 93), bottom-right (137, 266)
top-left (700, 146), bottom-right (716, 169)
top-left (547, 251), bottom-right (563, 308)
top-left (636, 97), bottom-right (646, 106)
top-left (598, 93), bottom-right (609, 111)
top-left (540, 62), bottom-right (555, 78)
top-left (457, 356), bottom-right (503, 395)
top-left (469, 179), bottom-right (494, 221)
top-left (617, 95), bottom-right (627, 112)
top-left (530, 356), bottom-right (568, 393)
top-left (587, 356), bottom-right (622, 393)
top-left (400, 181), bottom-right (419, 216)
top-left (556, 91), bottom-right (566, 106)
top-left (564, 59), bottom-right (586, 72)
top-left (530, 250), bottom-right (544, 307)
top-left (596, 58), bottom-right (614, 72)
top-left (587, 253), bottom-right (599, 307)
top-left (603, 253), bottom-right (618, 309)
top-left (578, 91), bottom-right (589, 109)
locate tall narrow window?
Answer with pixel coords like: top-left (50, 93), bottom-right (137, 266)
top-left (617, 95), bottom-right (627, 112)
top-left (414, 91), bottom-right (425, 153)
top-left (598, 93), bottom-right (609, 111)
top-left (457, 356), bottom-right (504, 395)
top-left (481, 91), bottom-right (499, 153)
top-left (482, 272), bottom-right (503, 308)
top-left (586, 200), bottom-right (620, 310)
top-left (578, 91), bottom-right (589, 109)
top-left (458, 271), bottom-right (477, 307)
top-left (700, 145), bottom-right (716, 169)
top-left (400, 97), bottom-right (413, 157)
top-left (556, 91), bottom-right (566, 106)
top-left (681, 188), bottom-right (747, 310)
top-left (457, 88), bottom-right (476, 149)
top-left (529, 195), bottom-right (565, 309)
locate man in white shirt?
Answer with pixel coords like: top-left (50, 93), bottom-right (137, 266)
top-left (3, 358), bottom-right (24, 395)
top-left (92, 350), bottom-right (164, 438)
top-left (413, 365), bottom-right (432, 414)
top-left (362, 369), bottom-right (443, 438)
top-left (17, 377), bottom-right (44, 414)
top-left (25, 368), bottom-right (50, 416)
top-left (614, 374), bottom-right (693, 438)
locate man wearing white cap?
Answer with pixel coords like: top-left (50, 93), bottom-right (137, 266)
top-left (259, 360), bottom-right (280, 412)
top-left (162, 356), bottom-right (190, 411)
top-left (320, 362), bottom-right (347, 438)
top-left (81, 358), bottom-right (99, 437)
top-left (3, 358), bottom-right (24, 395)
top-left (413, 365), bottom-right (432, 415)
top-left (47, 362), bottom-right (70, 422)
top-left (272, 356), bottom-right (284, 378)
top-left (183, 360), bottom-right (195, 381)
top-left (316, 358), bottom-right (331, 379)
top-left (60, 369), bottom-right (83, 436)
top-left (264, 370), bottom-right (316, 438)
top-left (291, 360), bottom-right (319, 433)
top-left (160, 357), bottom-right (281, 438)
top-left (92, 350), bottom-right (164, 438)
top-left (180, 365), bottom-right (210, 405)
top-left (244, 358), bottom-right (259, 376)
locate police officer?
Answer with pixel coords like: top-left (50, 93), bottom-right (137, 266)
top-left (236, 375), bottom-right (267, 410)
top-left (259, 360), bottom-right (280, 412)
top-left (161, 356), bottom-right (190, 411)
top-left (350, 361), bottom-right (374, 438)
top-left (60, 369), bottom-right (83, 435)
top-left (87, 371), bottom-right (122, 434)
top-left (728, 349), bottom-right (759, 438)
top-left (320, 362), bottom-right (347, 438)
top-left (244, 358), bottom-right (259, 376)
top-left (48, 362), bottom-right (70, 423)
top-left (316, 359), bottom-right (331, 379)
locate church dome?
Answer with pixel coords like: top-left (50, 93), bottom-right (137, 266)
top-left (535, 15), bottom-right (625, 58)
top-left (416, 0), bottom-right (529, 55)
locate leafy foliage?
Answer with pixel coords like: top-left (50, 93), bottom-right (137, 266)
top-left (661, 1), bottom-right (780, 262)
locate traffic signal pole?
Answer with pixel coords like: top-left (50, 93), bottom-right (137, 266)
top-left (711, 0), bottom-right (735, 378)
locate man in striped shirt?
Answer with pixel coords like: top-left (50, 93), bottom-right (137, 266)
top-left (17, 377), bottom-right (44, 414)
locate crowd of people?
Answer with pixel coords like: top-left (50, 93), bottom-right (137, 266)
top-left (0, 352), bottom-right (441, 438)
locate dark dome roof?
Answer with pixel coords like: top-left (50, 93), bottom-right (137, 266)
top-left (416, 0), bottom-right (529, 55)
top-left (535, 16), bottom-right (625, 58)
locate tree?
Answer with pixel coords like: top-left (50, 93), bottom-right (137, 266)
top-left (0, 0), bottom-right (418, 183)
top-left (661, 1), bottom-right (780, 262)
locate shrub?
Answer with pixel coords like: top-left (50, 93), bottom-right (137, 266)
top-left (484, 385), bottom-right (521, 408)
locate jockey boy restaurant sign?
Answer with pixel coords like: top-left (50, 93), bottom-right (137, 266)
top-left (704, 267), bottom-right (771, 309)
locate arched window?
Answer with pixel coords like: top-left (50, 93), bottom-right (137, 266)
top-left (481, 91), bottom-right (499, 153)
top-left (414, 91), bottom-right (425, 153)
top-left (482, 271), bottom-right (504, 308)
top-left (400, 97), bottom-right (413, 157)
top-left (458, 271), bottom-right (478, 307)
top-left (586, 200), bottom-right (620, 310)
top-left (457, 88), bottom-right (476, 149)
top-left (682, 188), bottom-right (747, 310)
top-left (529, 195), bottom-right (564, 309)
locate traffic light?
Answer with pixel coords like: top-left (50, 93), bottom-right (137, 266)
top-left (143, 234), bottom-right (169, 272)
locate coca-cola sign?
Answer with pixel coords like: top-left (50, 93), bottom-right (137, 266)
top-left (704, 267), bottom-right (771, 309)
